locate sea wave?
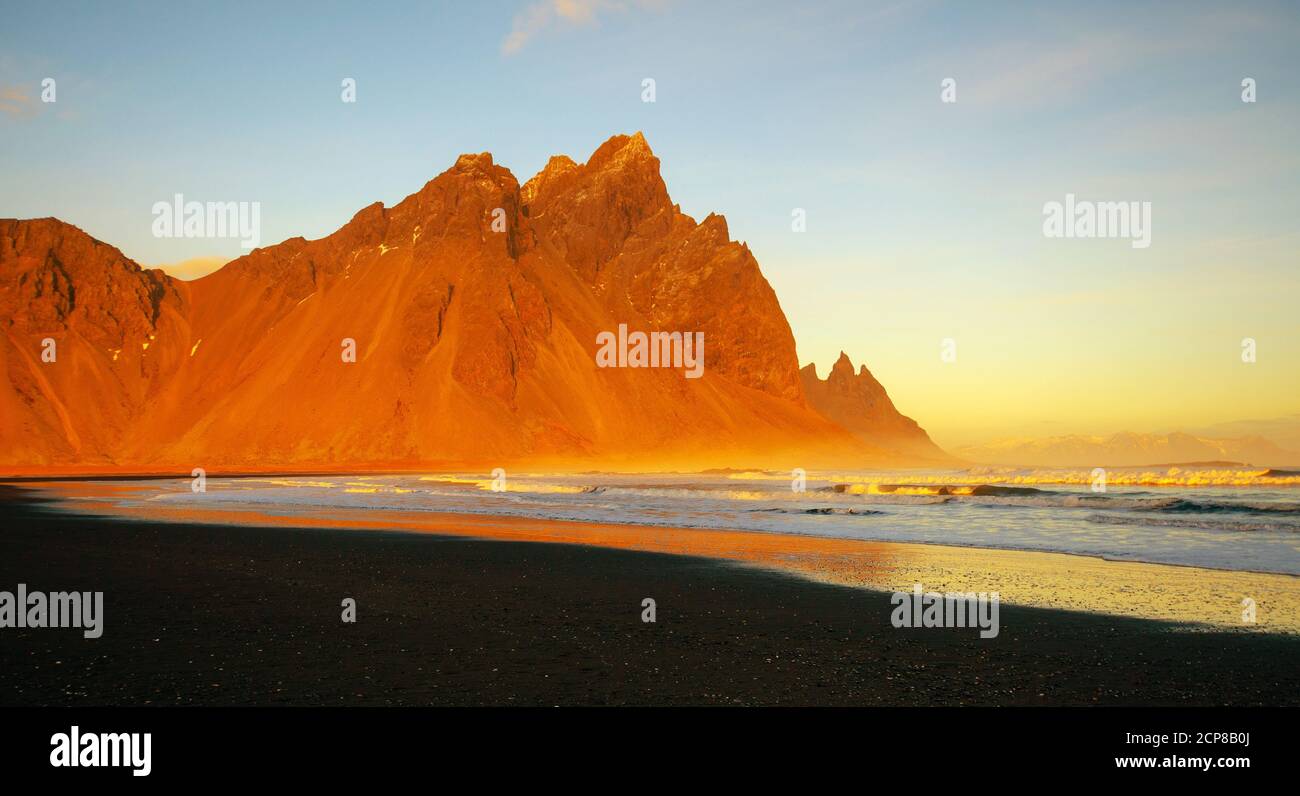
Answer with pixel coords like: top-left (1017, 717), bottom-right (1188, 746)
top-left (827, 483), bottom-right (1051, 497)
top-left (804, 467), bottom-right (1300, 488)
top-left (1086, 513), bottom-right (1300, 534)
top-left (132, 471), bottom-right (1300, 574)
top-left (749, 507), bottom-right (888, 516)
top-left (441, 475), bottom-right (1300, 518)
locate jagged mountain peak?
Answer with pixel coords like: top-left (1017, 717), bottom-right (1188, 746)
top-left (801, 350), bottom-right (948, 462)
top-left (586, 131), bottom-right (656, 171)
top-left (830, 351), bottom-right (856, 378)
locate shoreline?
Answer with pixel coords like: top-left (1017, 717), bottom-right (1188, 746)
top-left (13, 479), bottom-right (1300, 634)
top-left (8, 474), bottom-right (1298, 577)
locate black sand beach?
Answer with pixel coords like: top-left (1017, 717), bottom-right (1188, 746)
top-left (1, 484), bottom-right (1297, 707)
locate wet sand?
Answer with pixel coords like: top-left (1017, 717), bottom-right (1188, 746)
top-left (2, 482), bottom-right (1298, 706)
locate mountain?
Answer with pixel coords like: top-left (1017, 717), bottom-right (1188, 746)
top-left (1192, 415), bottom-right (1300, 456)
top-left (800, 352), bottom-right (947, 461)
top-left (954, 431), bottom-right (1299, 468)
top-left (1, 133), bottom-right (943, 473)
top-left (0, 218), bottom-right (189, 467)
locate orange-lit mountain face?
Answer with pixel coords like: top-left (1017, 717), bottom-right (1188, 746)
top-left (1, 133), bottom-right (945, 473)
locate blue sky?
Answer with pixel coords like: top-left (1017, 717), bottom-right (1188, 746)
top-left (2, 1), bottom-right (1297, 446)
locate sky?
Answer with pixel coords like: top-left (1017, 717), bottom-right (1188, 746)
top-left (2, 0), bottom-right (1297, 449)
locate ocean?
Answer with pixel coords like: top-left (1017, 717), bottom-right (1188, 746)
top-left (116, 466), bottom-right (1300, 576)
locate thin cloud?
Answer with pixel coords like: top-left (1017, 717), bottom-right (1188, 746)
top-left (956, 8), bottom-right (1295, 109)
top-left (0, 86), bottom-right (35, 118)
top-left (958, 31), bottom-right (1156, 108)
top-left (501, 0), bottom-right (665, 55)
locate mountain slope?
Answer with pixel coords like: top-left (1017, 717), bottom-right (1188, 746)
top-left (1, 134), bottom-right (942, 472)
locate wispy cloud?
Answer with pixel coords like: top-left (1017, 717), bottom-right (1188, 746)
top-left (958, 32), bottom-right (1137, 108)
top-left (501, 0), bottom-right (664, 55)
top-left (0, 86), bottom-right (36, 118)
top-left (956, 8), bottom-right (1296, 109)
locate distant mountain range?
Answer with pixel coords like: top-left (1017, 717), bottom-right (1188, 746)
top-left (0, 133), bottom-right (944, 473)
top-left (954, 431), bottom-right (1298, 468)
